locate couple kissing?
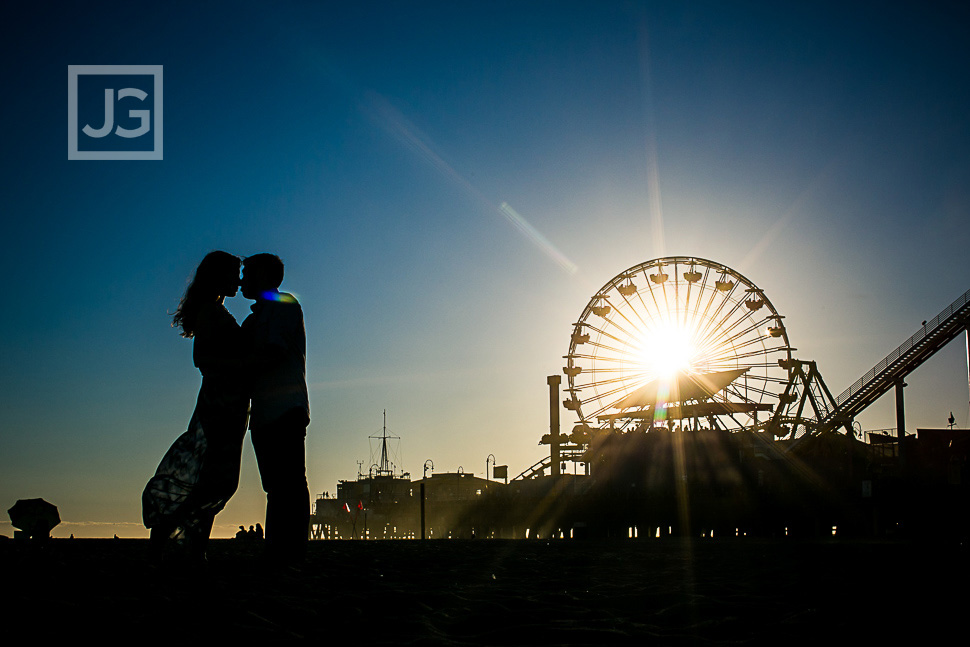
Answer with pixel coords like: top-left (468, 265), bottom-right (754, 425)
top-left (143, 252), bottom-right (310, 568)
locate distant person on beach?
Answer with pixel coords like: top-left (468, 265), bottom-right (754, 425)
top-left (142, 251), bottom-right (248, 563)
top-left (240, 253), bottom-right (310, 565)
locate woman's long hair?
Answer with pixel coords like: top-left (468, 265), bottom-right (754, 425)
top-left (172, 251), bottom-right (240, 338)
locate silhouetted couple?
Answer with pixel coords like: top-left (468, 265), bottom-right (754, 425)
top-left (143, 252), bottom-right (310, 567)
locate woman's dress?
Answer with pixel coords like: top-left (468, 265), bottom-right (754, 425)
top-left (142, 302), bottom-right (248, 541)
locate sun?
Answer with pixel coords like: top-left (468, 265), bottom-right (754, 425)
top-left (638, 321), bottom-right (696, 380)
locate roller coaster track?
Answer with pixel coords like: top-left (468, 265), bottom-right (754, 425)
top-left (514, 446), bottom-right (586, 480)
top-left (816, 287), bottom-right (970, 434)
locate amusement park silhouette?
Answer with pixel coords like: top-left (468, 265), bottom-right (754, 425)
top-left (311, 255), bottom-right (970, 543)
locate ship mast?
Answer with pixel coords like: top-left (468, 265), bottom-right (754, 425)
top-left (370, 409), bottom-right (399, 477)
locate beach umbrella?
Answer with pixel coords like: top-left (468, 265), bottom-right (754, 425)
top-left (7, 498), bottom-right (60, 537)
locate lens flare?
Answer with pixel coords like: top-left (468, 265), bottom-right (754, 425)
top-left (261, 290), bottom-right (299, 303)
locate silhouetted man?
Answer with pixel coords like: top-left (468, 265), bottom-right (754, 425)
top-left (240, 253), bottom-right (310, 565)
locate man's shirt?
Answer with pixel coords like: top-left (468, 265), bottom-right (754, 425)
top-left (242, 291), bottom-right (309, 429)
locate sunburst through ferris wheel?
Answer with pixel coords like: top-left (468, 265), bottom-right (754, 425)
top-left (563, 257), bottom-right (793, 437)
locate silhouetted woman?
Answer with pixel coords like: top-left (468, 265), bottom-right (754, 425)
top-left (143, 251), bottom-right (248, 562)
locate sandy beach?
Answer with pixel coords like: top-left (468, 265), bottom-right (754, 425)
top-left (3, 537), bottom-right (965, 644)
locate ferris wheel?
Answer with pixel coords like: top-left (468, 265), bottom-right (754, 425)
top-left (563, 257), bottom-right (793, 437)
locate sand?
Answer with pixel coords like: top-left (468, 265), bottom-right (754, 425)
top-left (2, 537), bottom-right (966, 644)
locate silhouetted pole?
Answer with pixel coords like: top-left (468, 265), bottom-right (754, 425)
top-left (420, 481), bottom-right (426, 540)
top-left (548, 375), bottom-right (561, 477)
top-left (895, 379), bottom-right (906, 465)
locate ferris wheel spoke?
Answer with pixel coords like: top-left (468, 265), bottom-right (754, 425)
top-left (585, 348), bottom-right (650, 365)
top-left (577, 368), bottom-right (654, 381)
top-left (579, 379), bottom-right (647, 406)
top-left (697, 342), bottom-right (784, 371)
top-left (681, 262), bottom-right (707, 332)
top-left (718, 385), bottom-right (756, 404)
top-left (585, 328), bottom-right (629, 350)
top-left (722, 373), bottom-right (791, 388)
top-left (567, 352), bottom-right (654, 368)
top-left (761, 374), bottom-right (793, 386)
top-left (696, 339), bottom-right (764, 358)
top-left (692, 283), bottom-right (731, 348)
top-left (695, 286), bottom-right (734, 342)
top-left (583, 337), bottom-right (634, 357)
top-left (581, 338), bottom-right (640, 358)
top-left (730, 362), bottom-right (788, 371)
top-left (682, 280), bottom-right (694, 330)
top-left (583, 365), bottom-right (650, 374)
top-left (583, 390), bottom-right (644, 420)
top-left (692, 335), bottom-right (738, 366)
top-left (594, 315), bottom-right (647, 347)
top-left (726, 338), bottom-right (775, 358)
top-left (709, 309), bottom-right (775, 345)
top-left (634, 266), bottom-right (671, 330)
top-left (602, 295), bottom-right (653, 342)
top-left (616, 289), bottom-right (655, 334)
top-left (640, 265), bottom-right (669, 326)
top-left (696, 313), bottom-right (769, 356)
top-left (687, 265), bottom-right (715, 331)
top-left (724, 381), bottom-right (775, 401)
top-left (565, 352), bottom-right (600, 362)
top-left (576, 375), bottom-right (652, 392)
top-left (671, 261), bottom-right (681, 323)
top-left (739, 342), bottom-right (788, 357)
top-left (695, 293), bottom-right (750, 352)
top-left (700, 343), bottom-right (759, 362)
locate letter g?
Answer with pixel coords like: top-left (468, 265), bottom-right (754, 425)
top-left (114, 88), bottom-right (150, 138)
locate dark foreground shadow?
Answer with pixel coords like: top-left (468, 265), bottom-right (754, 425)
top-left (2, 537), bottom-right (967, 644)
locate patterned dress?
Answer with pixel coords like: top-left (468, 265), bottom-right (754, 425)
top-left (142, 302), bottom-right (248, 541)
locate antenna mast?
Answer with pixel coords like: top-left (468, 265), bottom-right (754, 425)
top-left (370, 409), bottom-right (399, 477)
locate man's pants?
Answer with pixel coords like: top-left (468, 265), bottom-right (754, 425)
top-left (251, 408), bottom-right (310, 562)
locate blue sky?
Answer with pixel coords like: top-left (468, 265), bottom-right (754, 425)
top-left (2, 1), bottom-right (969, 537)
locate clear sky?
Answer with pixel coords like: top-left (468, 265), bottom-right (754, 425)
top-left (2, 1), bottom-right (969, 538)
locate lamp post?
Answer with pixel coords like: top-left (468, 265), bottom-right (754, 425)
top-left (421, 459), bottom-right (433, 541)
